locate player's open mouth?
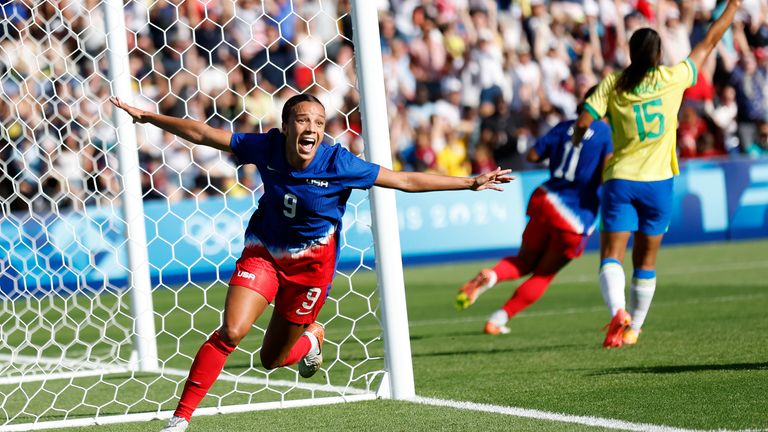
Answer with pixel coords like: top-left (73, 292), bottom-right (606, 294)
top-left (299, 136), bottom-right (316, 154)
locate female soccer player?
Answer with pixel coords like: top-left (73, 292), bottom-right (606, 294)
top-left (456, 88), bottom-right (613, 335)
top-left (571, 0), bottom-right (742, 348)
top-left (110, 94), bottom-right (512, 431)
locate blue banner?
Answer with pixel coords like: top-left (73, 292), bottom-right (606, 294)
top-left (2, 158), bottom-right (767, 296)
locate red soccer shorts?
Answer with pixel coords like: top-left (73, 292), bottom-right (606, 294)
top-left (229, 244), bottom-right (332, 325)
top-left (524, 191), bottom-right (590, 259)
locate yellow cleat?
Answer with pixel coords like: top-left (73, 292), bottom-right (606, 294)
top-left (622, 328), bottom-right (640, 345)
top-left (455, 269), bottom-right (497, 311)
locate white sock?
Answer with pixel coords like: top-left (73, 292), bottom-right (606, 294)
top-left (629, 275), bottom-right (656, 332)
top-left (488, 309), bottom-right (509, 327)
top-left (304, 331), bottom-right (319, 354)
top-left (599, 259), bottom-right (626, 317)
top-left (485, 270), bottom-right (498, 290)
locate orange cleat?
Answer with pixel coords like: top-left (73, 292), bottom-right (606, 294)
top-left (455, 269), bottom-right (497, 310)
top-left (622, 327), bottom-right (640, 345)
top-left (603, 309), bottom-right (631, 348)
top-left (484, 321), bottom-right (511, 335)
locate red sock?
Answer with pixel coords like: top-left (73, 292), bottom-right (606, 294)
top-left (174, 331), bottom-right (236, 421)
top-left (281, 334), bottom-right (311, 366)
top-left (502, 274), bottom-right (555, 318)
top-left (492, 256), bottom-right (530, 282)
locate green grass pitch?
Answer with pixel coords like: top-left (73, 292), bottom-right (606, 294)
top-left (10, 239), bottom-right (768, 431)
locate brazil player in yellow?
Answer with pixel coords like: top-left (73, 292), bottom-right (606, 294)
top-left (572, 0), bottom-right (742, 348)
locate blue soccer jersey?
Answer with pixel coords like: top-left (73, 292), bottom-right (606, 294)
top-left (533, 119), bottom-right (613, 234)
top-left (230, 129), bottom-right (380, 255)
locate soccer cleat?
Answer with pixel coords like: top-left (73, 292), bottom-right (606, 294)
top-left (603, 309), bottom-right (632, 348)
top-left (622, 328), bottom-right (641, 345)
top-left (456, 269), bottom-right (497, 310)
top-left (160, 416), bottom-right (189, 432)
top-left (484, 309), bottom-right (510, 335)
top-left (298, 322), bottom-right (324, 378)
top-left (484, 321), bottom-right (511, 335)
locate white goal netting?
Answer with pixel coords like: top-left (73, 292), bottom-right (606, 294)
top-left (0, 1), bottom-right (393, 429)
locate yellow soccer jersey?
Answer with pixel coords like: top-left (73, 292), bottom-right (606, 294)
top-left (584, 59), bottom-right (697, 181)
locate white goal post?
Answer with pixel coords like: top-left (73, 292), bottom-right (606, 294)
top-left (0, 0), bottom-right (413, 430)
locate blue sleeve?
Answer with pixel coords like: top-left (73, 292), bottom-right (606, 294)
top-left (534, 123), bottom-right (565, 159)
top-left (230, 129), bottom-right (282, 165)
top-left (598, 122), bottom-right (613, 155)
top-left (333, 146), bottom-right (381, 189)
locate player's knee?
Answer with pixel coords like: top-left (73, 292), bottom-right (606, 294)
top-left (259, 352), bottom-right (281, 370)
top-left (218, 325), bottom-right (249, 346)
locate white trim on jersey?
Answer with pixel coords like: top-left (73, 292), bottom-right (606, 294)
top-left (540, 185), bottom-right (591, 235)
top-left (244, 226), bottom-right (336, 259)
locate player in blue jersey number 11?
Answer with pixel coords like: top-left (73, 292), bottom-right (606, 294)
top-left (571, 0), bottom-right (742, 348)
top-left (456, 87), bottom-right (613, 335)
top-left (110, 94), bottom-right (513, 432)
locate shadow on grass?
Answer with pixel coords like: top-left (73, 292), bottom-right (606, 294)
top-left (591, 361), bottom-right (768, 375)
top-left (413, 343), bottom-right (582, 358)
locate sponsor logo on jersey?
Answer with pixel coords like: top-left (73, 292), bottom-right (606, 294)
top-left (237, 270), bottom-right (256, 280)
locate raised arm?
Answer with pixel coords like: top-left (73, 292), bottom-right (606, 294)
top-left (688, 0), bottom-right (742, 72)
top-left (109, 97), bottom-right (233, 153)
top-left (374, 166), bottom-right (514, 192)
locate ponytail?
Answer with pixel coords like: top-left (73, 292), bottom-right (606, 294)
top-left (615, 28), bottom-right (662, 94)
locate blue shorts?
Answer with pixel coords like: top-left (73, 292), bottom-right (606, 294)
top-left (600, 178), bottom-right (674, 235)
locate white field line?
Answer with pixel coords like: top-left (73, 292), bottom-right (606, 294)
top-left (411, 396), bottom-right (766, 432)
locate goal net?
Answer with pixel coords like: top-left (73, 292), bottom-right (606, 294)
top-left (0, 1), bottom-right (410, 429)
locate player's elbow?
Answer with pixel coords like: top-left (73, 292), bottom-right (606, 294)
top-left (384, 172), bottom-right (416, 192)
top-left (527, 150), bottom-right (541, 163)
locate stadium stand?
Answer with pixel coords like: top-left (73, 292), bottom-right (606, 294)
top-left (2, 0), bottom-right (768, 213)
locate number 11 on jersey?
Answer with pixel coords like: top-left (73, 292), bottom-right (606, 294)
top-left (554, 141), bottom-right (582, 182)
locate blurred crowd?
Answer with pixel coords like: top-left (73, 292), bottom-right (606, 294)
top-left (2, 0), bottom-right (768, 215)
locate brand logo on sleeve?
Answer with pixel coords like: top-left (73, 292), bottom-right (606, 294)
top-left (236, 270), bottom-right (256, 280)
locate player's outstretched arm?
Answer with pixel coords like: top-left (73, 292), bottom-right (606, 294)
top-left (688, 0), bottom-right (742, 72)
top-left (374, 166), bottom-right (514, 192)
top-left (109, 96), bottom-right (233, 153)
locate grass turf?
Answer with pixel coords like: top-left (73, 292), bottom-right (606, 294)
top-left (4, 239), bottom-right (766, 431)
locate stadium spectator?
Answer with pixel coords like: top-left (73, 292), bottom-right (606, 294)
top-left (747, 121), bottom-right (768, 157)
top-left (572, 0), bottom-right (742, 348)
top-left (456, 87), bottom-right (613, 335)
top-left (3, 0), bottom-right (768, 215)
top-left (709, 85), bottom-right (741, 154)
top-left (678, 106), bottom-right (720, 158)
top-left (730, 52), bottom-right (768, 153)
top-left (109, 94), bottom-right (513, 432)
